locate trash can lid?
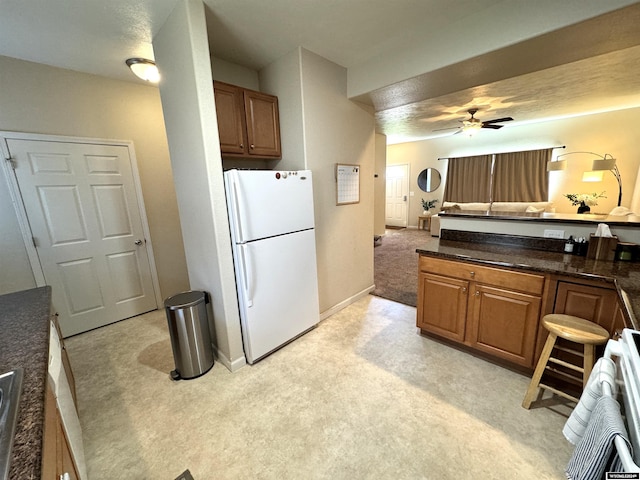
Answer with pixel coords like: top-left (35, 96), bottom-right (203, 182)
top-left (164, 291), bottom-right (206, 310)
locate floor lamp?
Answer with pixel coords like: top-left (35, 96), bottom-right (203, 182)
top-left (547, 151), bottom-right (622, 206)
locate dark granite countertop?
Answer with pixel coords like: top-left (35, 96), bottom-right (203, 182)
top-left (416, 234), bottom-right (640, 329)
top-left (438, 209), bottom-right (640, 227)
top-left (0, 286), bottom-right (51, 480)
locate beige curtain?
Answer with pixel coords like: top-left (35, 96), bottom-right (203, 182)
top-left (443, 155), bottom-right (492, 202)
top-left (492, 148), bottom-right (552, 202)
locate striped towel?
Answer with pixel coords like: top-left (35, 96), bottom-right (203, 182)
top-left (566, 395), bottom-right (631, 479)
top-left (563, 357), bottom-right (617, 445)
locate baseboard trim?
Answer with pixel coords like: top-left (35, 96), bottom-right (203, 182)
top-left (213, 346), bottom-right (247, 372)
top-left (320, 284), bottom-right (375, 321)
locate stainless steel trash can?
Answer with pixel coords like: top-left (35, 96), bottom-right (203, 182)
top-left (164, 291), bottom-right (214, 380)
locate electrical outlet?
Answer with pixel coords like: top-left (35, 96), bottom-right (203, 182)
top-left (543, 229), bottom-right (565, 239)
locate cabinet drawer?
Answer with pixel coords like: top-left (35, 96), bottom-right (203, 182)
top-left (419, 255), bottom-right (544, 295)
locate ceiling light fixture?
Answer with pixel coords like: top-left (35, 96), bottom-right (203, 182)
top-left (547, 151), bottom-right (622, 206)
top-left (126, 58), bottom-right (160, 83)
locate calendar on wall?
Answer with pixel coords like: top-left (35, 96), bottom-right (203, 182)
top-left (335, 164), bottom-right (360, 205)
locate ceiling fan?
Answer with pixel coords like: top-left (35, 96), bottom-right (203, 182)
top-left (435, 108), bottom-right (514, 134)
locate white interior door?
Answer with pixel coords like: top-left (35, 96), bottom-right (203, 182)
top-left (7, 138), bottom-right (158, 336)
top-left (385, 164), bottom-right (409, 227)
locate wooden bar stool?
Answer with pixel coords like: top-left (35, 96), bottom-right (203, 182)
top-left (522, 314), bottom-right (609, 409)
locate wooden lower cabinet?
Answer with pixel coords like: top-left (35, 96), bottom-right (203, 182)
top-left (417, 272), bottom-right (468, 342)
top-left (554, 280), bottom-right (620, 335)
top-left (467, 285), bottom-right (540, 366)
top-left (417, 255), bottom-right (544, 368)
top-left (42, 381), bottom-right (80, 480)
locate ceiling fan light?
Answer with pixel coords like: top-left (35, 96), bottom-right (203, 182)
top-left (126, 58), bottom-right (160, 83)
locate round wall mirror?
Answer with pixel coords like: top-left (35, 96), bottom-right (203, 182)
top-left (417, 168), bottom-right (441, 192)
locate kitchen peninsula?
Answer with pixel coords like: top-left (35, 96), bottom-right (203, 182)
top-left (416, 229), bottom-right (640, 372)
top-left (437, 209), bottom-right (640, 244)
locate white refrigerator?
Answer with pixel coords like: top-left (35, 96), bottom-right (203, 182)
top-left (224, 169), bottom-right (320, 364)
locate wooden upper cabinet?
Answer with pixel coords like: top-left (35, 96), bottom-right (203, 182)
top-left (214, 82), bottom-right (247, 154)
top-left (213, 81), bottom-right (281, 159)
top-left (244, 89), bottom-right (281, 157)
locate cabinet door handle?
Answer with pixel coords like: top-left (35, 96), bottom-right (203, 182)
top-left (475, 291), bottom-right (480, 296)
top-left (240, 143), bottom-right (244, 148)
top-left (250, 144), bottom-right (255, 149)
top-left (462, 287), bottom-right (467, 293)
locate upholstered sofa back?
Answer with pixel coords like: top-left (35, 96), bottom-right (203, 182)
top-left (441, 201), bottom-right (554, 213)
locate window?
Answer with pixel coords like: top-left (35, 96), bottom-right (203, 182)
top-left (443, 148), bottom-right (552, 203)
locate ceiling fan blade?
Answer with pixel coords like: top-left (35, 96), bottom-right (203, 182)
top-left (482, 117), bottom-right (514, 124)
top-left (432, 126), bottom-right (461, 132)
top-left (481, 124), bottom-right (503, 129)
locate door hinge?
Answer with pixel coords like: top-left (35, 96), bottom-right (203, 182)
top-left (5, 157), bottom-right (16, 169)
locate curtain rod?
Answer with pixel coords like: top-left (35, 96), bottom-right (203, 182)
top-left (437, 145), bottom-right (565, 161)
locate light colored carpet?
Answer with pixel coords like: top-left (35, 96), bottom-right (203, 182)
top-left (65, 295), bottom-right (573, 479)
top-left (373, 228), bottom-right (437, 307)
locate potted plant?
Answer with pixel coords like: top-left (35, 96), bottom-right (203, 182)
top-left (564, 191), bottom-right (606, 214)
top-left (421, 198), bottom-right (439, 215)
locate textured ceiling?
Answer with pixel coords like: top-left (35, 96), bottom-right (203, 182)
top-left (378, 44), bottom-right (640, 144)
top-left (0, 0), bottom-right (639, 144)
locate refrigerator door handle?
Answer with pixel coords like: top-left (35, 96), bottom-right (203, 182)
top-left (240, 244), bottom-right (254, 307)
top-left (229, 171), bottom-right (245, 242)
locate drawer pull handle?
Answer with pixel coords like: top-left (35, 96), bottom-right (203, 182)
top-left (469, 271), bottom-right (475, 277)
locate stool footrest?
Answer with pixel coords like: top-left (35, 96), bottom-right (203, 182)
top-left (548, 357), bottom-right (585, 373)
top-left (545, 366), bottom-right (583, 386)
top-left (539, 383), bottom-right (580, 403)
top-left (553, 344), bottom-right (584, 357)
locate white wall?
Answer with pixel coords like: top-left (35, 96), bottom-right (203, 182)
top-left (258, 47), bottom-right (376, 315)
top-left (0, 55), bottom-right (189, 298)
top-left (387, 107), bottom-right (640, 226)
top-left (211, 56), bottom-right (259, 90)
top-left (374, 133), bottom-right (387, 236)
top-left (299, 49), bottom-right (376, 314)
top-left (259, 48), bottom-right (306, 171)
top-left (154, 0), bottom-right (245, 370)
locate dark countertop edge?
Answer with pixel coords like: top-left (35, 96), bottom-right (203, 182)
top-left (0, 286), bottom-right (51, 480)
top-left (416, 247), bottom-right (613, 282)
top-left (415, 244), bottom-right (637, 330)
top-left (438, 210), bottom-right (640, 227)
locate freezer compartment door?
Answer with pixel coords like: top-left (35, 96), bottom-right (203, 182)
top-left (224, 169), bottom-right (315, 243)
top-left (233, 229), bottom-right (320, 363)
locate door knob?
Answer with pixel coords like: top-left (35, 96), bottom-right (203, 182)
top-left (135, 239), bottom-right (143, 246)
